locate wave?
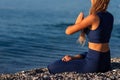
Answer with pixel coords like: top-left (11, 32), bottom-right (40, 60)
top-left (42, 22), bottom-right (73, 27)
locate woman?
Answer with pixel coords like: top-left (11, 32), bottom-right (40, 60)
top-left (47, 0), bottom-right (114, 74)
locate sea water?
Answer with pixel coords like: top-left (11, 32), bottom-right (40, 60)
top-left (0, 0), bottom-right (120, 73)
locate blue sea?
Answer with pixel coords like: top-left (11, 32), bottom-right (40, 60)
top-left (0, 0), bottom-right (120, 74)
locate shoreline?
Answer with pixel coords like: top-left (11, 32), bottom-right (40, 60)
top-left (0, 57), bottom-right (120, 80)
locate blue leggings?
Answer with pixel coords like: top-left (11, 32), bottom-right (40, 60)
top-left (47, 49), bottom-right (111, 74)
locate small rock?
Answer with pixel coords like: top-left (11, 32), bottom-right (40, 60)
top-left (43, 74), bottom-right (51, 80)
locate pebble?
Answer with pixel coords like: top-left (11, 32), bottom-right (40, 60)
top-left (0, 57), bottom-right (120, 80)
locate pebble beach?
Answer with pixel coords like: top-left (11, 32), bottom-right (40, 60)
top-left (0, 57), bottom-right (120, 80)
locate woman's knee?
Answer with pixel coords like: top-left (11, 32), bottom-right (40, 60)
top-left (47, 60), bottom-right (63, 74)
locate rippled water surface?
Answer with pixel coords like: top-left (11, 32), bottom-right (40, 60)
top-left (0, 0), bottom-right (120, 73)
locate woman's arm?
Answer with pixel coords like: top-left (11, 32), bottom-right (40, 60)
top-left (65, 14), bottom-right (96, 35)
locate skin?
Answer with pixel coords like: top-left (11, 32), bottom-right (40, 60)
top-left (62, 0), bottom-right (110, 62)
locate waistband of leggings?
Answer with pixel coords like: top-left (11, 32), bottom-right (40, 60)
top-left (88, 48), bottom-right (110, 54)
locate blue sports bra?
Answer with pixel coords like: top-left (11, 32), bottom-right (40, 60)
top-left (84, 11), bottom-right (114, 43)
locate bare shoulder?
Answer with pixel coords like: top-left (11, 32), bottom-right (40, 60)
top-left (79, 14), bottom-right (99, 27)
top-left (85, 14), bottom-right (99, 22)
top-left (89, 14), bottom-right (100, 30)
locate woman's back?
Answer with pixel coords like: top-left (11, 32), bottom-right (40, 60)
top-left (86, 11), bottom-right (114, 43)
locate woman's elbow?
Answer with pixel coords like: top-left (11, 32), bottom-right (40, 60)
top-left (65, 29), bottom-right (72, 35)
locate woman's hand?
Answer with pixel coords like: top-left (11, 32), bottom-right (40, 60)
top-left (62, 55), bottom-right (73, 62)
top-left (62, 54), bottom-right (84, 62)
top-left (75, 12), bottom-right (84, 24)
